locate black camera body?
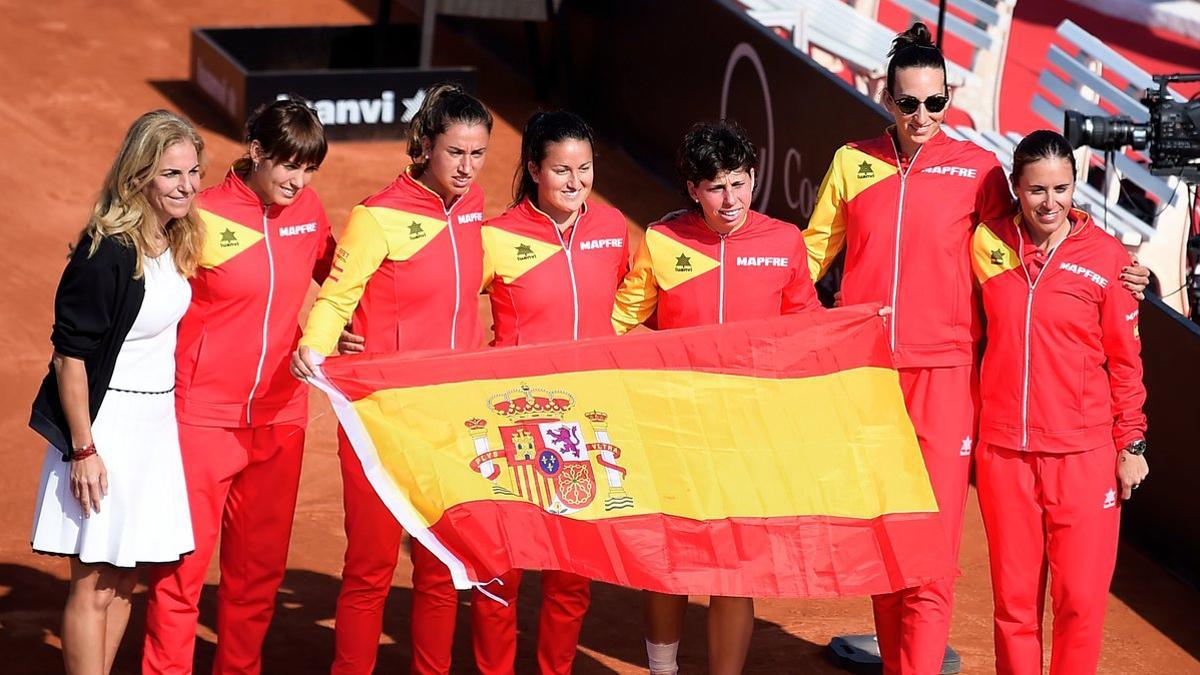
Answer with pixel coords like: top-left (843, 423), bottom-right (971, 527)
top-left (1064, 73), bottom-right (1200, 183)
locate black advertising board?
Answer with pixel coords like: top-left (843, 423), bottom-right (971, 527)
top-left (190, 25), bottom-right (476, 141)
top-left (560, 0), bottom-right (890, 225)
top-left (1126, 298), bottom-right (1200, 589)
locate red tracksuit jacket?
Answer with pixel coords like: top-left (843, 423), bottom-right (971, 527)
top-left (805, 129), bottom-right (1011, 367)
top-left (971, 209), bottom-right (1146, 453)
top-left (176, 170), bottom-right (335, 427)
top-left (482, 199), bottom-right (629, 346)
top-left (612, 209), bottom-right (820, 331)
top-left (300, 169), bottom-right (485, 355)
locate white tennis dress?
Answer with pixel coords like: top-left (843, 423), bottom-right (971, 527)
top-left (31, 250), bottom-right (195, 567)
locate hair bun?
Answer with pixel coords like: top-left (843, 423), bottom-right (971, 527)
top-left (889, 22), bottom-right (935, 56)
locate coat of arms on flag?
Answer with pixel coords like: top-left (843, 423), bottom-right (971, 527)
top-left (464, 384), bottom-right (634, 513)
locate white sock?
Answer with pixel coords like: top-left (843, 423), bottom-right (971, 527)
top-left (646, 640), bottom-right (680, 675)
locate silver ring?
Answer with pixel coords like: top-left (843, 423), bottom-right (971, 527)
top-left (1132, 483), bottom-right (1141, 490)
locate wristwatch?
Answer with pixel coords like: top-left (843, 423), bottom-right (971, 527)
top-left (1123, 439), bottom-right (1148, 456)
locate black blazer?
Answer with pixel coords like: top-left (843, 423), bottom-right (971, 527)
top-left (30, 232), bottom-right (145, 460)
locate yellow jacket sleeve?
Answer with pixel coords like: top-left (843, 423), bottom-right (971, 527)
top-left (300, 205), bottom-right (388, 355)
top-left (610, 235), bottom-right (659, 335)
top-left (804, 148), bottom-right (848, 281)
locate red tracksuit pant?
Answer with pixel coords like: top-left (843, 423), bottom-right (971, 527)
top-left (873, 365), bottom-right (977, 675)
top-left (144, 421), bottom-right (305, 675)
top-left (471, 569), bottom-right (591, 674)
top-left (333, 429), bottom-right (458, 675)
top-left (976, 444), bottom-right (1120, 675)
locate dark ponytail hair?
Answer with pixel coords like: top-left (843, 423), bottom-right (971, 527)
top-left (676, 120), bottom-right (758, 204)
top-left (406, 82), bottom-right (493, 175)
top-left (512, 110), bottom-right (595, 208)
top-left (236, 94), bottom-right (327, 173)
top-left (886, 22), bottom-right (947, 95)
top-left (1011, 130), bottom-right (1077, 183)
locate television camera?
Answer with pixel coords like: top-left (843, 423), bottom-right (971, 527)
top-left (1064, 73), bottom-right (1200, 183)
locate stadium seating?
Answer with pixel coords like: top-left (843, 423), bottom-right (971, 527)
top-left (743, 0), bottom-right (978, 90)
top-left (741, 0), bottom-right (1014, 130)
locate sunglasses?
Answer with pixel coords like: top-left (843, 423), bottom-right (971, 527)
top-left (890, 93), bottom-right (950, 115)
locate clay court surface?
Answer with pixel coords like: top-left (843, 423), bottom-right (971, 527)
top-left (1, 2), bottom-right (1198, 673)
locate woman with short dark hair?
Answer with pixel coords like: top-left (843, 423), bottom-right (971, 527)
top-left (613, 120), bottom-right (822, 675)
top-left (143, 95), bottom-right (337, 674)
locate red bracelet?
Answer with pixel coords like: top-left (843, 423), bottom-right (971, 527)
top-left (71, 443), bottom-right (98, 461)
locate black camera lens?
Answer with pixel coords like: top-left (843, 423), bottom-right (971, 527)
top-left (1064, 110), bottom-right (1150, 151)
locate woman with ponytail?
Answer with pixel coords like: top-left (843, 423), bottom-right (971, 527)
top-left (143, 95), bottom-right (337, 674)
top-left (30, 109), bottom-right (204, 675)
top-left (471, 109), bottom-right (631, 674)
top-left (972, 130), bottom-right (1147, 675)
top-left (292, 82), bottom-right (492, 675)
top-left (804, 24), bottom-right (1147, 675)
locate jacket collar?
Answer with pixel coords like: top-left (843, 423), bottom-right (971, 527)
top-left (1012, 207), bottom-right (1094, 265)
top-left (884, 125), bottom-right (949, 170)
top-left (397, 166), bottom-right (472, 214)
top-left (220, 168), bottom-right (287, 218)
top-left (515, 197), bottom-right (590, 231)
top-left (676, 208), bottom-right (761, 239)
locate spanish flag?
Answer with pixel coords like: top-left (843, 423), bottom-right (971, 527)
top-left (311, 304), bottom-right (952, 598)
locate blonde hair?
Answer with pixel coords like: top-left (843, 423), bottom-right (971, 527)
top-left (84, 110), bottom-right (206, 278)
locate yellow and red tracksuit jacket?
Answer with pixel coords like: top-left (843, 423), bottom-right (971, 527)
top-left (300, 169), bottom-right (485, 356)
top-left (611, 209), bottom-right (820, 332)
top-left (805, 129), bottom-right (1011, 368)
top-left (482, 199), bottom-right (629, 346)
top-left (971, 208), bottom-right (1146, 453)
top-left (176, 169), bottom-right (335, 427)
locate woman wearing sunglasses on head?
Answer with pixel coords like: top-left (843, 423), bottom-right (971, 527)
top-left (971, 130), bottom-right (1147, 675)
top-left (803, 23), bottom-right (1149, 675)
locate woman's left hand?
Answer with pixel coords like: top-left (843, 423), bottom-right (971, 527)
top-left (1117, 449), bottom-right (1149, 500)
top-left (1120, 257), bottom-right (1151, 300)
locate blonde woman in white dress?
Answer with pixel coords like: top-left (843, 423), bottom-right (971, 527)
top-left (28, 110), bottom-right (206, 675)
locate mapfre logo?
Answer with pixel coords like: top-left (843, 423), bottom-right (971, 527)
top-left (921, 166), bottom-right (978, 178)
top-left (279, 222), bottom-right (317, 237)
top-left (457, 212), bottom-right (484, 225)
top-left (579, 238), bottom-right (623, 251)
top-left (1059, 262), bottom-right (1109, 288)
top-left (736, 256), bottom-right (788, 267)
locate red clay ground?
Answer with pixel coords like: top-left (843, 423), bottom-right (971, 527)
top-left (1, 2), bottom-right (1198, 673)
